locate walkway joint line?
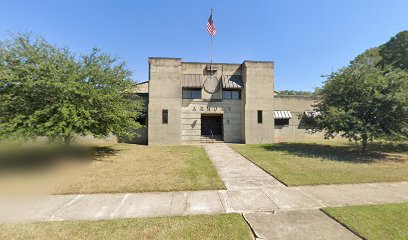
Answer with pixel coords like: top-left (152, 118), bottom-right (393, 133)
top-left (110, 193), bottom-right (130, 218)
top-left (368, 183), bottom-right (408, 200)
top-left (50, 194), bottom-right (83, 220)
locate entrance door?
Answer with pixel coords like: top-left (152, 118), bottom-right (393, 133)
top-left (201, 115), bottom-right (223, 137)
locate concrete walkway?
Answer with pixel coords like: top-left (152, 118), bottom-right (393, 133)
top-left (204, 143), bottom-right (407, 240)
top-left (203, 143), bottom-right (284, 189)
top-left (0, 190), bottom-right (226, 223)
top-left (244, 210), bottom-right (360, 240)
top-left (1, 143), bottom-right (407, 239)
top-left (3, 182), bottom-right (406, 223)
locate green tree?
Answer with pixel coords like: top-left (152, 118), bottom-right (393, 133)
top-left (278, 90), bottom-right (313, 96)
top-left (0, 34), bottom-right (143, 144)
top-left (351, 47), bottom-right (381, 67)
top-left (379, 31), bottom-right (408, 70)
top-left (315, 61), bottom-right (408, 152)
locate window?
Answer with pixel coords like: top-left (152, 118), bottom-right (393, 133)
top-left (223, 91), bottom-right (231, 99)
top-left (182, 88), bottom-right (201, 99)
top-left (182, 90), bottom-right (191, 99)
top-left (231, 91), bottom-right (240, 99)
top-left (162, 109), bottom-right (168, 124)
top-left (257, 110), bottom-right (263, 124)
top-left (223, 90), bottom-right (241, 100)
top-left (191, 89), bottom-right (201, 99)
top-left (275, 119), bottom-right (289, 125)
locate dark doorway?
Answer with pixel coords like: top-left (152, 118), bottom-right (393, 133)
top-left (201, 115), bottom-right (223, 138)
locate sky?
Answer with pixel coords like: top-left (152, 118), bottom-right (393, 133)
top-left (1, 0), bottom-right (407, 91)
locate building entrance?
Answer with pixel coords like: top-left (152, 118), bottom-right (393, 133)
top-left (201, 114), bottom-right (223, 140)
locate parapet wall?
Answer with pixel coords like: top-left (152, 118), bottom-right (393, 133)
top-left (274, 95), bottom-right (325, 142)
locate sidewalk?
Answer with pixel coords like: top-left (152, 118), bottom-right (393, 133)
top-left (1, 143), bottom-right (407, 239)
top-left (0, 190), bottom-right (225, 223)
top-left (204, 144), bottom-right (407, 211)
top-left (3, 181), bottom-right (405, 223)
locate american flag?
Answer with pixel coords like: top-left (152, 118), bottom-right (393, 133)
top-left (207, 12), bottom-right (216, 36)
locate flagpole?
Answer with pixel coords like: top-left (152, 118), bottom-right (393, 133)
top-left (211, 35), bottom-right (213, 64)
top-left (210, 9), bottom-right (213, 64)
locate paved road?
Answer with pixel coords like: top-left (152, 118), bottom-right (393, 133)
top-left (1, 143), bottom-right (407, 239)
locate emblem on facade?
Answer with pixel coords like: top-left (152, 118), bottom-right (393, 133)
top-left (203, 76), bottom-right (220, 93)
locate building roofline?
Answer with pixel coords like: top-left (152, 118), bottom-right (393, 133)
top-left (244, 60), bottom-right (274, 64)
top-left (135, 80), bottom-right (149, 84)
top-left (147, 57), bottom-right (274, 65)
top-left (148, 57), bottom-right (182, 60)
top-left (181, 61), bottom-right (242, 66)
top-left (275, 95), bottom-right (315, 98)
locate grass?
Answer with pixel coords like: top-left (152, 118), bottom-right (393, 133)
top-left (55, 144), bottom-right (225, 194)
top-left (0, 144), bottom-right (113, 172)
top-left (323, 203), bottom-right (408, 240)
top-left (0, 143), bottom-right (224, 194)
top-left (232, 140), bottom-right (408, 186)
top-left (0, 214), bottom-right (253, 240)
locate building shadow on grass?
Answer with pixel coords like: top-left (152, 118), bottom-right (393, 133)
top-left (0, 144), bottom-right (119, 173)
top-left (260, 142), bottom-right (408, 163)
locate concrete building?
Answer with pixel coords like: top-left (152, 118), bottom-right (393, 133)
top-left (134, 57), bottom-right (323, 145)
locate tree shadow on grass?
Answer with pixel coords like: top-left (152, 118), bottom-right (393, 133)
top-left (260, 142), bottom-right (408, 164)
top-left (364, 141), bottom-right (408, 153)
top-left (0, 144), bottom-right (119, 173)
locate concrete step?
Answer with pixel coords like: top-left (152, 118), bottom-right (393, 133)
top-left (200, 135), bottom-right (224, 143)
top-left (201, 140), bottom-right (224, 143)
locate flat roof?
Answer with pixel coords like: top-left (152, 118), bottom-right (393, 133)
top-left (244, 60), bottom-right (274, 64)
top-left (148, 57), bottom-right (182, 60)
top-left (148, 57), bottom-right (274, 65)
top-left (181, 61), bottom-right (242, 66)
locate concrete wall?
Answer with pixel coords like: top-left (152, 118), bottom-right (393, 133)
top-left (74, 133), bottom-right (118, 144)
top-left (182, 62), bottom-right (241, 100)
top-left (133, 81), bottom-right (149, 94)
top-left (145, 58), bottom-right (325, 145)
top-left (148, 58), bottom-right (182, 145)
top-left (181, 100), bottom-right (242, 144)
top-left (180, 62), bottom-right (243, 144)
top-left (242, 61), bottom-right (275, 144)
top-left (274, 95), bottom-right (325, 142)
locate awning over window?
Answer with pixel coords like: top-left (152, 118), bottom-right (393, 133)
top-left (304, 111), bottom-right (321, 118)
top-left (274, 111), bottom-right (292, 119)
top-left (182, 74), bottom-right (203, 88)
top-left (222, 75), bottom-right (243, 89)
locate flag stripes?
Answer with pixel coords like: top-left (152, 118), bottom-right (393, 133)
top-left (207, 13), bottom-right (216, 36)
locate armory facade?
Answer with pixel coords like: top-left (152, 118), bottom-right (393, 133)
top-left (134, 57), bottom-right (322, 145)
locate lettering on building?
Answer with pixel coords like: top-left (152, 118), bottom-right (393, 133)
top-left (191, 106), bottom-right (231, 112)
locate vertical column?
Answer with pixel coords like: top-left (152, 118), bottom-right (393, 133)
top-left (242, 61), bottom-right (275, 144)
top-left (148, 58), bottom-right (182, 145)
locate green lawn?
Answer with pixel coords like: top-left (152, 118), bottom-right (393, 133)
top-left (232, 140), bottom-right (408, 186)
top-left (323, 203), bottom-right (408, 240)
top-left (0, 144), bottom-right (225, 194)
top-left (55, 144), bottom-right (225, 194)
top-left (0, 214), bottom-right (253, 240)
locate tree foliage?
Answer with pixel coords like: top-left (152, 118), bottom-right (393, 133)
top-left (0, 33), bottom-right (143, 144)
top-left (379, 31), bottom-right (408, 70)
top-left (314, 31), bottom-right (408, 152)
top-left (351, 48), bottom-right (381, 67)
top-left (278, 90), bottom-right (313, 96)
